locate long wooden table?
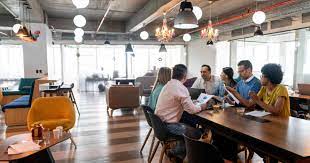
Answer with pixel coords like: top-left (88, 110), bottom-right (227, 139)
top-left (195, 107), bottom-right (310, 163)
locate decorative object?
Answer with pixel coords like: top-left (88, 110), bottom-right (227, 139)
top-left (200, 2), bottom-right (218, 45)
top-left (156, 13), bottom-right (175, 42)
top-left (73, 15), bottom-right (86, 27)
top-left (193, 6), bottom-right (202, 20)
top-left (159, 44), bottom-right (167, 53)
top-left (31, 122), bottom-right (43, 140)
top-left (254, 26), bottom-right (263, 36)
top-left (174, 0), bottom-right (198, 29)
top-left (72, 0), bottom-right (89, 9)
top-left (125, 43), bottom-right (134, 53)
top-left (183, 33), bottom-right (191, 42)
top-left (74, 28), bottom-right (84, 37)
top-left (140, 31), bottom-right (149, 40)
top-left (252, 11), bottom-right (266, 25)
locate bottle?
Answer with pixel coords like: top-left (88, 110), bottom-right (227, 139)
top-left (31, 123), bottom-right (44, 140)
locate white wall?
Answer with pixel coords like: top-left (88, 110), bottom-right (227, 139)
top-left (187, 39), bottom-right (216, 77)
top-left (23, 23), bottom-right (52, 78)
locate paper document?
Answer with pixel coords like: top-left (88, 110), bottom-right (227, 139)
top-left (245, 111), bottom-right (271, 117)
top-left (196, 93), bottom-right (214, 105)
top-left (8, 141), bottom-right (41, 155)
top-left (224, 88), bottom-right (240, 104)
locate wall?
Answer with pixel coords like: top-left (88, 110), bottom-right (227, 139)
top-left (23, 23), bottom-right (52, 78)
top-left (187, 39), bottom-right (216, 77)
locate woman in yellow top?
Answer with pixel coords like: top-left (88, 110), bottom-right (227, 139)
top-left (249, 63), bottom-right (290, 117)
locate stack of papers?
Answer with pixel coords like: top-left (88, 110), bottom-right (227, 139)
top-left (8, 141), bottom-right (41, 155)
top-left (245, 111), bottom-right (271, 117)
top-left (196, 93), bottom-right (214, 106)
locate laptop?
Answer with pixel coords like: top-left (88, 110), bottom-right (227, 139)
top-left (188, 88), bottom-right (205, 99)
top-left (298, 84), bottom-right (310, 95)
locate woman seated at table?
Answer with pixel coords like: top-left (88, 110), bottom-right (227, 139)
top-left (218, 67), bottom-right (237, 98)
top-left (148, 67), bottom-right (171, 110)
top-left (249, 63), bottom-right (290, 117)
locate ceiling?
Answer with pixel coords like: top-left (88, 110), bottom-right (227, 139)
top-left (0, 0), bottom-right (310, 42)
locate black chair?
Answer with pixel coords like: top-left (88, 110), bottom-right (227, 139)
top-left (147, 111), bottom-right (185, 163)
top-left (140, 105), bottom-right (155, 160)
top-left (183, 131), bottom-right (224, 163)
top-left (58, 83), bottom-right (80, 116)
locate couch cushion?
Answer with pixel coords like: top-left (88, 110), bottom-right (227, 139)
top-left (2, 95), bottom-right (31, 112)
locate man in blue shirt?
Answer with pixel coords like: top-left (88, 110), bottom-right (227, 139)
top-left (226, 60), bottom-right (261, 107)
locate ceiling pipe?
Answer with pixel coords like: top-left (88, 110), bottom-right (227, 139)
top-left (0, 1), bottom-right (18, 18)
top-left (179, 0), bottom-right (297, 36)
top-left (96, 1), bottom-right (112, 32)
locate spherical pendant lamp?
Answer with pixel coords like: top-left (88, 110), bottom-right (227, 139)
top-left (73, 15), bottom-right (86, 27)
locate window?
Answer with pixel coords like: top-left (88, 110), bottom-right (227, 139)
top-left (0, 45), bottom-right (24, 79)
top-left (233, 32), bottom-right (296, 86)
top-left (215, 41), bottom-right (230, 76)
top-left (48, 45), bottom-right (62, 80)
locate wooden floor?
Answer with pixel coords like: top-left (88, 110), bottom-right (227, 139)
top-left (0, 92), bottom-right (264, 163)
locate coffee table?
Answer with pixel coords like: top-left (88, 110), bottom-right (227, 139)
top-left (0, 132), bottom-right (71, 163)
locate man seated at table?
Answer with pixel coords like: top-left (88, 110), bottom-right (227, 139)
top-left (191, 65), bottom-right (221, 95)
top-left (249, 63), bottom-right (290, 117)
top-left (155, 64), bottom-right (207, 132)
top-left (226, 60), bottom-right (261, 107)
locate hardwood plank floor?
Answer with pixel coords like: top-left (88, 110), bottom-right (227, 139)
top-left (0, 92), bottom-right (264, 163)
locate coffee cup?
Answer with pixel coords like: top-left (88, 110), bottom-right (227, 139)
top-left (53, 129), bottom-right (60, 139)
top-left (56, 126), bottom-right (63, 136)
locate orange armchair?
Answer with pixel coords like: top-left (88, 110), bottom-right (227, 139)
top-left (27, 96), bottom-right (76, 131)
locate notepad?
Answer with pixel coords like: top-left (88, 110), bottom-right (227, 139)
top-left (245, 111), bottom-right (271, 117)
top-left (8, 141), bottom-right (41, 155)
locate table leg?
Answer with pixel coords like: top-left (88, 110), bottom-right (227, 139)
top-left (10, 148), bottom-right (55, 163)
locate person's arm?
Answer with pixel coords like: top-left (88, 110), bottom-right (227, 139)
top-left (250, 93), bottom-right (284, 115)
top-left (180, 95), bottom-right (204, 114)
top-left (226, 86), bottom-right (255, 107)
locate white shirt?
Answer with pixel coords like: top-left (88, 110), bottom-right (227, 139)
top-left (155, 79), bottom-right (202, 123)
top-left (191, 75), bottom-right (221, 95)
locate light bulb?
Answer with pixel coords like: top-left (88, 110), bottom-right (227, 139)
top-left (73, 15), bottom-right (86, 27)
top-left (252, 11), bottom-right (266, 25)
top-left (74, 36), bottom-right (83, 43)
top-left (72, 0), bottom-right (89, 9)
top-left (193, 6), bottom-right (202, 20)
top-left (12, 24), bottom-right (21, 33)
top-left (74, 28), bottom-right (84, 37)
top-left (183, 33), bottom-right (191, 42)
top-left (140, 31), bottom-right (149, 40)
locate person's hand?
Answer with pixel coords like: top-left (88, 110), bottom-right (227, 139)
top-left (249, 91), bottom-right (259, 102)
top-left (200, 103), bottom-right (208, 110)
top-left (226, 86), bottom-right (237, 94)
top-left (224, 96), bottom-right (234, 105)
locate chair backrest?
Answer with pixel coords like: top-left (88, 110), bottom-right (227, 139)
top-left (183, 132), bottom-right (224, 163)
top-left (147, 111), bottom-right (170, 141)
top-left (141, 105), bottom-right (154, 127)
top-left (135, 76), bottom-right (156, 89)
top-left (27, 96), bottom-right (76, 131)
top-left (106, 85), bottom-right (140, 109)
top-left (0, 88), bottom-right (3, 104)
top-left (18, 78), bottom-right (37, 93)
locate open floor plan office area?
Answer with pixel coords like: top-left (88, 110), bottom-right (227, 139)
top-left (0, 0), bottom-right (310, 163)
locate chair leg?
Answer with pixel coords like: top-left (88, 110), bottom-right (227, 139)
top-left (245, 147), bottom-right (248, 163)
top-left (70, 91), bottom-right (80, 116)
top-left (149, 140), bottom-right (160, 163)
top-left (159, 143), bottom-right (167, 163)
top-left (140, 128), bottom-right (152, 154)
top-left (70, 136), bottom-right (77, 149)
top-left (147, 135), bottom-right (155, 161)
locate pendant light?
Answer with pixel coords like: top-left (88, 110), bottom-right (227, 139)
top-left (12, 24), bottom-right (21, 33)
top-left (140, 31), bottom-right (149, 40)
top-left (16, 2), bottom-right (29, 37)
top-left (159, 44), bottom-right (167, 53)
top-left (183, 33), bottom-right (191, 42)
top-left (174, 0), bottom-right (198, 29)
top-left (254, 26), bottom-right (263, 36)
top-left (104, 40), bottom-right (111, 45)
top-left (72, 0), bottom-right (89, 9)
top-left (192, 6), bottom-right (202, 20)
top-left (75, 35), bottom-right (83, 43)
top-left (125, 43), bottom-right (134, 53)
top-left (73, 15), bottom-right (86, 27)
top-left (74, 28), bottom-right (84, 37)
top-left (252, 2), bottom-right (266, 25)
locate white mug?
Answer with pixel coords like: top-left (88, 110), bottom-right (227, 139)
top-left (53, 129), bottom-right (60, 139)
top-left (56, 126), bottom-right (63, 136)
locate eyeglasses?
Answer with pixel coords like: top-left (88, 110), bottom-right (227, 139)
top-left (200, 71), bottom-right (207, 73)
